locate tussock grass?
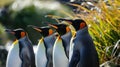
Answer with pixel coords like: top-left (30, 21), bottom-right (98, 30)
top-left (71, 0), bottom-right (120, 64)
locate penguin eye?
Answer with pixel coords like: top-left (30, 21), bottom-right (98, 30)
top-left (79, 22), bottom-right (86, 29)
top-left (21, 32), bottom-right (26, 38)
top-left (49, 29), bottom-right (53, 35)
top-left (66, 26), bottom-right (70, 33)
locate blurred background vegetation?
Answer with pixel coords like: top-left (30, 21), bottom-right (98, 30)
top-left (0, 0), bottom-right (73, 45)
top-left (0, 0), bottom-right (120, 67)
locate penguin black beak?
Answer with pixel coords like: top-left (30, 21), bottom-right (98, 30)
top-left (57, 18), bottom-right (73, 24)
top-left (27, 25), bottom-right (38, 28)
top-left (57, 18), bottom-right (71, 21)
top-left (5, 29), bottom-right (15, 34)
top-left (48, 24), bottom-right (58, 29)
top-left (27, 25), bottom-right (42, 32)
top-left (34, 28), bottom-right (42, 32)
top-left (57, 18), bottom-right (68, 21)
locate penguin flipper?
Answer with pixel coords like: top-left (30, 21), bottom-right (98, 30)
top-left (69, 50), bottom-right (80, 67)
top-left (20, 48), bottom-right (31, 67)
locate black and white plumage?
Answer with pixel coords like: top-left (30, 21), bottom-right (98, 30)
top-left (49, 23), bottom-right (71, 67)
top-left (6, 28), bottom-right (36, 67)
top-left (58, 19), bottom-right (99, 67)
top-left (31, 26), bottom-right (56, 67)
top-left (49, 23), bottom-right (72, 59)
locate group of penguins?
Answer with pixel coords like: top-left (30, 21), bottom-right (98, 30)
top-left (5, 18), bottom-right (100, 67)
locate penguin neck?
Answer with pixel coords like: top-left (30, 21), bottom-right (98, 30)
top-left (18, 36), bottom-right (32, 47)
top-left (61, 31), bottom-right (72, 38)
top-left (18, 36), bottom-right (28, 41)
top-left (43, 34), bottom-right (56, 48)
top-left (61, 31), bottom-right (72, 43)
top-left (76, 27), bottom-right (88, 36)
top-left (44, 34), bottom-right (54, 40)
top-left (44, 34), bottom-right (55, 42)
top-left (12, 39), bottom-right (19, 45)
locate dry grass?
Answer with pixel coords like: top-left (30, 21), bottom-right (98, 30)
top-left (72, 0), bottom-right (120, 64)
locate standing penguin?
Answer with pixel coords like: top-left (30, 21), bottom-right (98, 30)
top-left (49, 23), bottom-right (70, 67)
top-left (6, 28), bottom-right (36, 67)
top-left (48, 23), bottom-right (72, 59)
top-left (58, 19), bottom-right (99, 67)
top-left (30, 25), bottom-right (56, 67)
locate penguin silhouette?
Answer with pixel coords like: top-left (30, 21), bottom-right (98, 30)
top-left (58, 19), bottom-right (99, 67)
top-left (6, 28), bottom-right (36, 67)
top-left (49, 23), bottom-right (70, 67)
top-left (30, 25), bottom-right (56, 67)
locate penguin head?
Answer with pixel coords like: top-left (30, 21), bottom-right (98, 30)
top-left (48, 23), bottom-right (70, 36)
top-left (30, 26), bottom-right (54, 37)
top-left (5, 28), bottom-right (27, 39)
top-left (58, 19), bottom-right (87, 31)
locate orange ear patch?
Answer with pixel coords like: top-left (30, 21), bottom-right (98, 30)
top-left (80, 22), bottom-right (86, 29)
top-left (49, 29), bottom-right (53, 35)
top-left (21, 32), bottom-right (26, 38)
top-left (66, 26), bottom-right (70, 33)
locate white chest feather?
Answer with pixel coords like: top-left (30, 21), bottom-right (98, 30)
top-left (35, 39), bottom-right (47, 67)
top-left (69, 36), bottom-right (75, 62)
top-left (6, 41), bottom-right (22, 67)
top-left (53, 37), bottom-right (68, 67)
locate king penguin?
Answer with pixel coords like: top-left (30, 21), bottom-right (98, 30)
top-left (48, 23), bottom-right (72, 59)
top-left (6, 28), bottom-right (36, 67)
top-left (58, 19), bottom-right (99, 67)
top-left (30, 25), bottom-right (56, 67)
top-left (49, 23), bottom-right (70, 67)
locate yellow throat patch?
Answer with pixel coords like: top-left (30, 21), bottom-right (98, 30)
top-left (13, 40), bottom-right (18, 45)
